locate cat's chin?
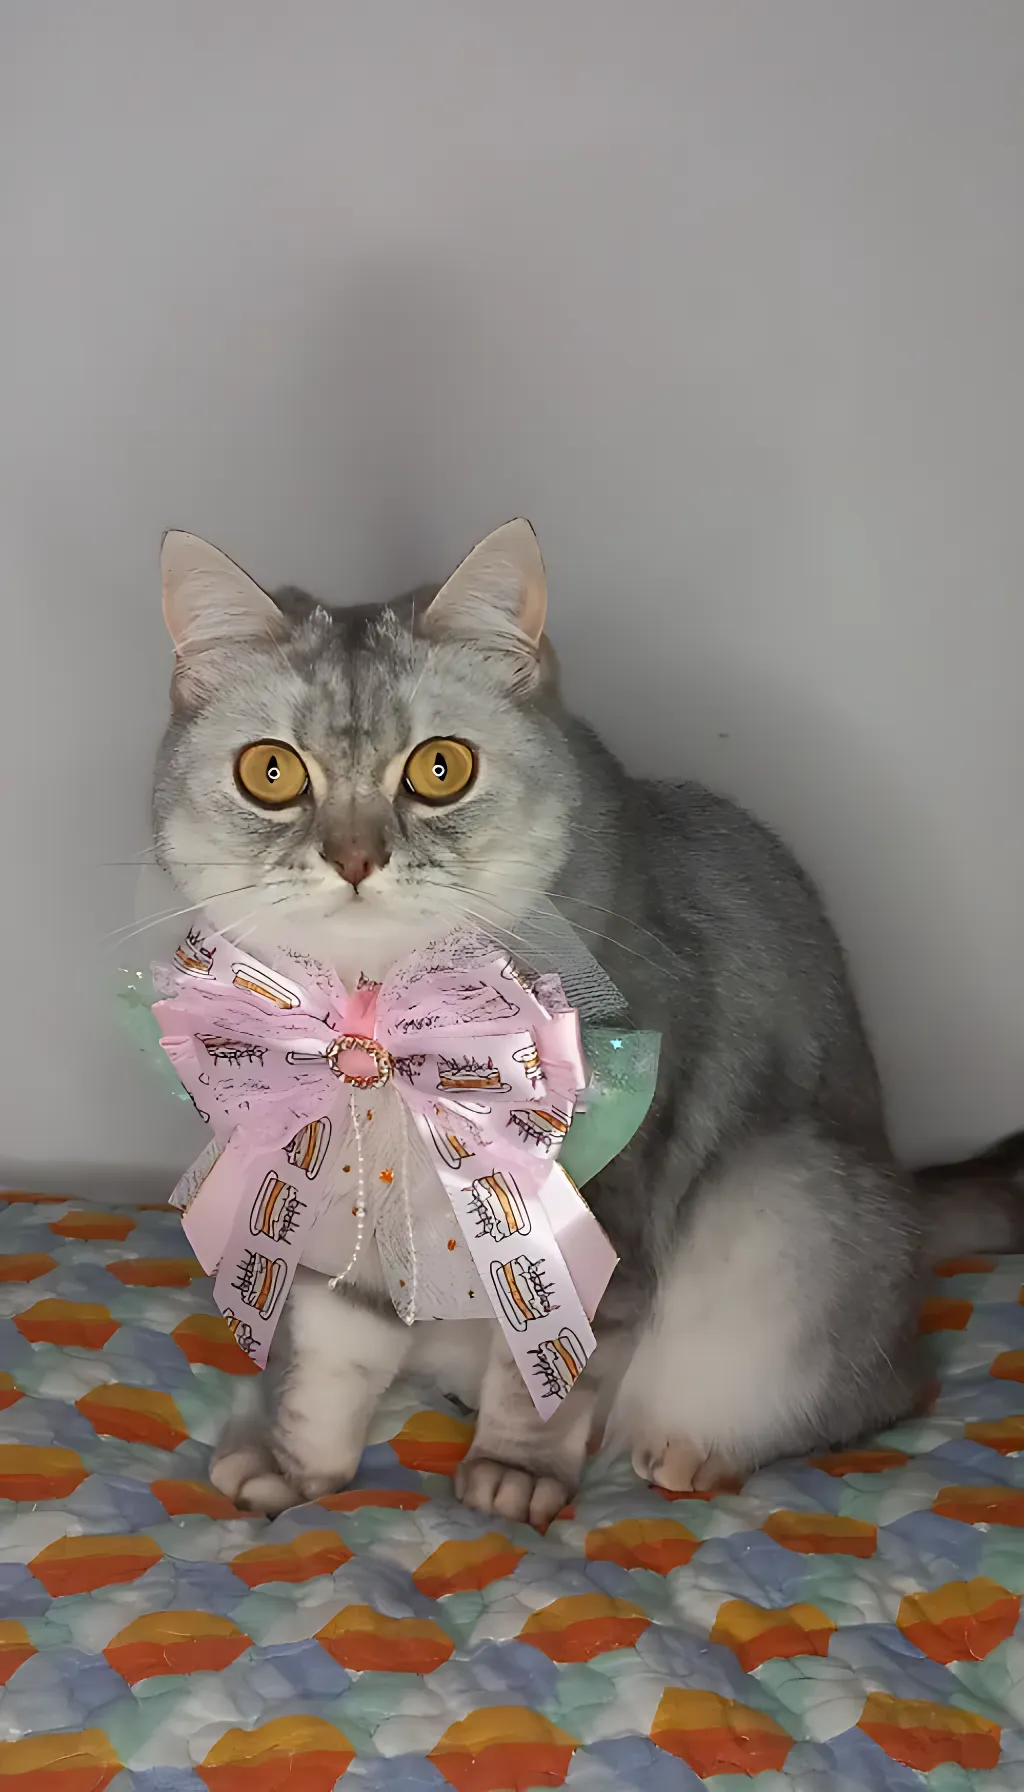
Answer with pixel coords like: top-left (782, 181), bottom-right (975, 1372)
top-left (218, 893), bottom-right (461, 987)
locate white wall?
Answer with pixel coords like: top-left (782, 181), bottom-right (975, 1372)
top-left (3, 0), bottom-right (1023, 1197)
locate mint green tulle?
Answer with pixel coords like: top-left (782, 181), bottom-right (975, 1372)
top-left (115, 967), bottom-right (192, 1099)
top-left (560, 1026), bottom-right (661, 1187)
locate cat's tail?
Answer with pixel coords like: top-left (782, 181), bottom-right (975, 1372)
top-left (916, 1129), bottom-right (1024, 1261)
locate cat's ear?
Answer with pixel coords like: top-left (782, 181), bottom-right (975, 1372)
top-left (161, 532), bottom-right (286, 706)
top-left (161, 531), bottom-right (284, 654)
top-left (419, 519), bottom-right (548, 691)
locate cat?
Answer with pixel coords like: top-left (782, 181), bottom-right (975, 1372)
top-left (152, 521), bottom-right (1024, 1526)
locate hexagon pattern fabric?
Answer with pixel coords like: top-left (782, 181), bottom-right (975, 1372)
top-left (2, 1196), bottom-right (1024, 1789)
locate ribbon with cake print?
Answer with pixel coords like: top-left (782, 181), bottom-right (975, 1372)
top-left (153, 923), bottom-right (619, 1414)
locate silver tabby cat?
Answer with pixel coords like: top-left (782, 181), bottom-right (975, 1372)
top-left (153, 521), bottom-right (1023, 1527)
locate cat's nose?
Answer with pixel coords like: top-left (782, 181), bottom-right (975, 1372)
top-left (326, 845), bottom-right (390, 890)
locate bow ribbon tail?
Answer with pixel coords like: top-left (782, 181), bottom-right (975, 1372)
top-left (205, 1133), bottom-right (330, 1367)
top-left (406, 1102), bottom-right (604, 1419)
top-left (537, 1165), bottom-right (618, 1321)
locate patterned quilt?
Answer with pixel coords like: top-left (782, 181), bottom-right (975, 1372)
top-left (2, 1193), bottom-right (1024, 1790)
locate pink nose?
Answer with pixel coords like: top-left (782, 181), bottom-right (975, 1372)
top-left (330, 847), bottom-right (387, 890)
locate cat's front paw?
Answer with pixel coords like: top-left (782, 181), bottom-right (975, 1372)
top-left (209, 1435), bottom-right (357, 1515)
top-left (454, 1455), bottom-right (572, 1530)
top-left (631, 1435), bottom-right (729, 1493)
top-left (210, 1443), bottom-right (300, 1516)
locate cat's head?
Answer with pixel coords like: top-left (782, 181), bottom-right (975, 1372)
top-left (153, 521), bottom-right (579, 976)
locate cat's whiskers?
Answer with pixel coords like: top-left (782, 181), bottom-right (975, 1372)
top-left (421, 873), bottom-right (682, 974)
top-left (450, 854), bottom-right (684, 955)
top-left (103, 878), bottom-right (293, 947)
top-left (433, 882), bottom-right (674, 982)
top-left (98, 860), bottom-right (280, 869)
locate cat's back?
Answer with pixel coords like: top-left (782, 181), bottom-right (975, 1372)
top-left (624, 771), bottom-right (849, 990)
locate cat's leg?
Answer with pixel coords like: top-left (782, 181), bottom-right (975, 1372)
top-left (211, 1271), bottom-right (411, 1514)
top-left (208, 1376), bottom-right (292, 1513)
top-left (455, 1329), bottom-right (605, 1529)
top-left (617, 1125), bottom-right (920, 1490)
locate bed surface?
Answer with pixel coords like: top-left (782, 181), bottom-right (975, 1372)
top-left (2, 1191), bottom-right (1024, 1790)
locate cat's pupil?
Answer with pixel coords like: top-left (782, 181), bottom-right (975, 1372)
top-left (433, 753), bottom-right (447, 782)
top-left (266, 756), bottom-right (280, 782)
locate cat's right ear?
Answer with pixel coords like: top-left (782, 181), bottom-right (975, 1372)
top-left (160, 532), bottom-right (285, 706)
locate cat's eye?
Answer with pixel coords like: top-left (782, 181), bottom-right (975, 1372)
top-left (235, 740), bottom-right (309, 807)
top-left (402, 737), bottom-right (477, 804)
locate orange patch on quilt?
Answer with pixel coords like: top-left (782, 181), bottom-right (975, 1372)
top-left (106, 1257), bottom-right (207, 1287)
top-left (232, 1529), bottom-right (353, 1587)
top-left (429, 1707), bottom-right (577, 1792)
top-left (711, 1599), bottom-right (836, 1671)
top-left (390, 1410), bottom-right (474, 1474)
top-left (317, 1604), bottom-right (454, 1673)
top-left (808, 1449), bottom-right (910, 1476)
top-left (520, 1593), bottom-right (649, 1662)
top-left (990, 1350), bottom-right (1024, 1383)
top-left (0, 1728), bottom-right (121, 1792)
top-left (859, 1692), bottom-right (1000, 1771)
top-left (76, 1384), bottom-right (187, 1451)
top-left (0, 1620), bottom-right (35, 1686)
top-left (933, 1484), bottom-right (1024, 1527)
top-left (0, 1191), bottom-right (68, 1203)
top-left (585, 1517), bottom-right (700, 1574)
top-left (0, 1372), bottom-right (22, 1412)
top-left (413, 1532), bottom-right (527, 1598)
top-left (965, 1415), bottom-right (1024, 1454)
top-left (650, 1688), bottom-right (792, 1777)
top-left (0, 1444), bottom-right (87, 1501)
top-left (652, 1475), bottom-right (744, 1501)
top-left (897, 1578), bottom-right (1020, 1663)
top-left (319, 1487), bottom-right (429, 1512)
top-left (171, 1312), bottom-right (260, 1374)
top-left (934, 1256), bottom-right (995, 1277)
top-left (762, 1510), bottom-right (877, 1556)
top-left (49, 1210), bottom-right (136, 1241)
top-left (918, 1296), bottom-right (973, 1333)
top-left (150, 1478), bottom-right (241, 1519)
top-left (198, 1715), bottom-right (355, 1792)
top-left (0, 1251), bottom-right (57, 1282)
top-left (105, 1611), bottom-right (251, 1686)
top-left (14, 1298), bottom-right (119, 1349)
top-left (29, 1533), bottom-right (162, 1597)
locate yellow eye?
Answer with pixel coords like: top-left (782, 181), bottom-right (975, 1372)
top-left (402, 737), bottom-right (477, 804)
top-left (235, 740), bottom-right (309, 807)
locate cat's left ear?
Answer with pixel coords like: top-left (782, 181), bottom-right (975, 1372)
top-left (419, 519), bottom-right (548, 692)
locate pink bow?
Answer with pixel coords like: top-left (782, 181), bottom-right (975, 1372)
top-left (154, 924), bottom-right (617, 1416)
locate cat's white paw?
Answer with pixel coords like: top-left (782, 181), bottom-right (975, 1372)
top-left (210, 1445), bottom-right (299, 1516)
top-left (631, 1435), bottom-right (730, 1493)
top-left (454, 1456), bottom-right (571, 1530)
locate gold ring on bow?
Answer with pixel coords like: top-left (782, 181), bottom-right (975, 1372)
top-left (326, 1034), bottom-right (395, 1089)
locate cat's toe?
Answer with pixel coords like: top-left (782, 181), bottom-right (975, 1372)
top-left (455, 1456), bottom-right (570, 1530)
top-left (633, 1435), bottom-right (707, 1493)
top-left (234, 1471), bottom-right (301, 1516)
top-left (210, 1444), bottom-right (276, 1504)
top-left (290, 1469), bottom-right (354, 1504)
top-left (630, 1440), bottom-right (666, 1483)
